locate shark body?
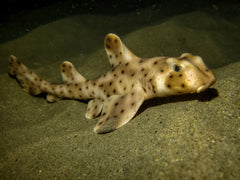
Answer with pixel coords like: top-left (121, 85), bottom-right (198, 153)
top-left (9, 33), bottom-right (216, 133)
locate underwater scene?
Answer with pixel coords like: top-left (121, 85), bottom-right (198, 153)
top-left (0, 0), bottom-right (240, 179)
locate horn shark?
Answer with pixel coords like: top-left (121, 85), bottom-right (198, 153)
top-left (8, 33), bottom-right (216, 133)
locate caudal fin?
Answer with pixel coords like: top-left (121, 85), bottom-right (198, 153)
top-left (8, 55), bottom-right (43, 95)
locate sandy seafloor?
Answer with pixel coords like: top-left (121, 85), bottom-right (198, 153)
top-left (0, 2), bottom-right (240, 180)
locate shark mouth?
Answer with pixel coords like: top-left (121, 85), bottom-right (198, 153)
top-left (197, 79), bottom-right (216, 93)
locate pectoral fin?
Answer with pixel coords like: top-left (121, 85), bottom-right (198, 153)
top-left (94, 87), bottom-right (145, 134)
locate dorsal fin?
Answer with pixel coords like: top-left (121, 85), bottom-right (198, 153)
top-left (104, 33), bottom-right (139, 68)
top-left (47, 61), bottom-right (86, 102)
top-left (60, 61), bottom-right (86, 84)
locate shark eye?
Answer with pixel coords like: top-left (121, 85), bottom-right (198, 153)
top-left (174, 65), bottom-right (180, 72)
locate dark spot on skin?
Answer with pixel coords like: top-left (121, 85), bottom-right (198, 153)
top-left (141, 68), bottom-right (145, 72)
top-left (106, 45), bottom-right (110, 49)
top-left (75, 83), bottom-right (78, 86)
top-left (103, 74), bottom-right (106, 78)
top-left (125, 63), bottom-right (129, 66)
top-left (86, 86), bottom-right (88, 89)
top-left (119, 80), bottom-right (122, 83)
top-left (205, 69), bottom-right (209, 72)
top-left (116, 54), bottom-right (118, 58)
top-left (139, 60), bottom-right (143, 63)
top-left (144, 73), bottom-right (148, 77)
top-left (60, 91), bottom-right (63, 94)
top-left (113, 89), bottom-right (116, 93)
top-left (99, 84), bottom-right (103, 88)
top-left (79, 87), bottom-right (82, 91)
top-left (120, 52), bottom-right (122, 55)
top-left (169, 75), bottom-right (173, 78)
top-left (106, 117), bottom-right (109, 121)
top-left (115, 102), bottom-right (119, 106)
top-left (109, 82), bottom-right (112, 86)
top-left (179, 74), bottom-right (183, 77)
top-left (160, 69), bottom-right (164, 73)
top-left (119, 61), bottom-right (122, 65)
top-left (92, 91), bottom-right (95, 95)
top-left (114, 74), bottom-right (117, 77)
top-left (44, 82), bottom-right (48, 86)
top-left (132, 84), bottom-right (134, 88)
top-left (154, 61), bottom-right (158, 65)
top-left (109, 55), bottom-right (112, 59)
top-left (93, 82), bottom-right (96, 86)
top-left (102, 112), bottom-right (106, 116)
top-left (149, 79), bottom-right (152, 82)
top-left (181, 84), bottom-right (185, 88)
top-left (67, 84), bottom-right (70, 87)
top-left (114, 39), bottom-right (117, 43)
top-left (52, 87), bottom-right (55, 91)
top-left (107, 94), bottom-right (110, 97)
top-left (69, 90), bottom-right (72, 93)
top-left (120, 109), bottom-right (124, 113)
top-left (62, 69), bottom-right (65, 72)
top-left (95, 105), bottom-right (98, 109)
top-left (131, 73), bottom-right (135, 77)
top-left (69, 65), bottom-right (72, 69)
top-left (167, 84), bottom-right (171, 88)
top-left (34, 78), bottom-right (37, 81)
top-left (143, 88), bottom-right (147, 93)
top-left (131, 92), bottom-right (134, 96)
top-left (131, 102), bottom-right (135, 106)
top-left (17, 61), bottom-right (21, 65)
top-left (98, 121), bottom-right (103, 125)
top-left (62, 64), bottom-right (66, 68)
top-left (72, 78), bottom-right (74, 81)
top-left (123, 87), bottom-right (126, 91)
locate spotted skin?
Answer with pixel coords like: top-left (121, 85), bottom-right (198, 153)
top-left (8, 33), bottom-right (216, 134)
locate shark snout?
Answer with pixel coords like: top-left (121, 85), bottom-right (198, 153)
top-left (197, 78), bottom-right (216, 93)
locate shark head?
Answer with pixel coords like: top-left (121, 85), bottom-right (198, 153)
top-left (155, 53), bottom-right (216, 96)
